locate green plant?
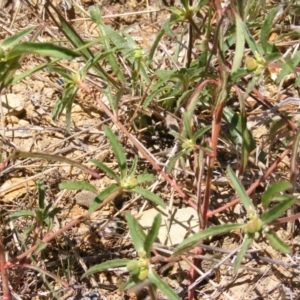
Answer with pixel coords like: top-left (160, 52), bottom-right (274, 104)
top-left (59, 125), bottom-right (166, 214)
top-left (7, 181), bottom-right (62, 249)
top-left (82, 212), bottom-right (180, 299)
top-left (167, 112), bottom-right (212, 173)
top-left (173, 165), bottom-right (297, 273)
top-left (0, 26), bottom-right (78, 89)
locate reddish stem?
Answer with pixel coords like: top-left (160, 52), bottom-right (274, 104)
top-left (0, 234), bottom-right (11, 299)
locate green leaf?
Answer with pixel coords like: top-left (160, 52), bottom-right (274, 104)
top-left (265, 229), bottom-right (291, 253)
top-left (104, 126), bottom-right (127, 178)
top-left (242, 22), bottom-right (261, 55)
top-left (173, 223), bottom-right (245, 257)
top-left (81, 259), bottom-right (131, 279)
top-left (166, 149), bottom-right (186, 174)
top-left (88, 184), bottom-right (119, 214)
top-left (48, 66), bottom-right (75, 82)
top-left (58, 181), bottom-right (98, 194)
top-left (227, 166), bottom-right (254, 212)
top-left (231, 12), bottom-right (245, 73)
top-left (7, 210), bottom-right (36, 222)
top-left (193, 125), bottom-right (212, 141)
top-left (125, 212), bottom-right (145, 252)
top-left (148, 268), bottom-right (180, 300)
top-left (261, 181), bottom-right (292, 210)
top-left (290, 130), bottom-right (300, 179)
top-left (128, 156), bottom-right (138, 178)
top-left (52, 85), bottom-right (78, 131)
top-left (260, 7), bottom-right (279, 54)
top-left (89, 6), bottom-right (125, 84)
top-left (183, 112), bottom-right (193, 139)
top-left (144, 214), bottom-right (161, 255)
top-left (37, 181), bottom-right (45, 209)
top-left (136, 173), bottom-right (155, 184)
top-left (33, 241), bottom-right (48, 255)
top-left (261, 197), bottom-right (296, 224)
top-left (91, 159), bottom-right (120, 183)
top-left (7, 42), bottom-right (79, 60)
top-left (132, 187), bottom-right (166, 209)
top-left (1, 27), bottom-right (35, 50)
top-left (234, 234), bottom-right (252, 273)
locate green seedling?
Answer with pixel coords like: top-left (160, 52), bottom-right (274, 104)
top-left (7, 181), bottom-right (62, 249)
top-left (173, 166), bottom-right (297, 273)
top-left (82, 212), bottom-right (180, 299)
top-left (59, 126), bottom-right (166, 214)
top-left (167, 112), bottom-right (212, 173)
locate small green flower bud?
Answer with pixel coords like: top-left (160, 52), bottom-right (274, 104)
top-left (245, 57), bottom-right (258, 72)
top-left (127, 260), bottom-right (140, 276)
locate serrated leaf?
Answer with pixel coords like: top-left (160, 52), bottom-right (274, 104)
top-left (125, 212), bottom-right (145, 252)
top-left (88, 184), bottom-right (119, 214)
top-left (261, 181), bottom-right (292, 210)
top-left (227, 166), bottom-right (254, 212)
top-left (132, 187), bottom-right (166, 209)
top-left (59, 181), bottom-right (98, 194)
top-left (261, 197), bottom-right (296, 224)
top-left (104, 126), bottom-right (127, 178)
top-left (234, 234), bottom-right (252, 273)
top-left (81, 259), bottom-right (131, 279)
top-left (173, 223), bottom-right (245, 257)
top-left (144, 214), bottom-right (161, 255)
top-left (148, 268), bottom-right (180, 300)
top-left (265, 229), bottom-right (291, 253)
top-left (91, 159), bottom-right (120, 183)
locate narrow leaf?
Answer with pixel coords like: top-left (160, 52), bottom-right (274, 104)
top-left (183, 112), bottom-right (193, 139)
top-left (173, 224), bottom-right (245, 257)
top-left (8, 42), bottom-right (79, 60)
top-left (59, 181), bottom-right (98, 194)
top-left (234, 234), bottom-right (252, 273)
top-left (91, 159), bottom-right (120, 183)
top-left (193, 125), bottom-right (212, 141)
top-left (81, 259), bottom-right (131, 279)
top-left (231, 12), bottom-right (245, 73)
top-left (261, 197), bottom-right (296, 224)
top-left (125, 212), bottom-right (145, 252)
top-left (136, 174), bottom-right (155, 184)
top-left (33, 241), bottom-right (48, 255)
top-left (1, 27), bottom-right (35, 49)
top-left (37, 181), bottom-right (45, 209)
top-left (144, 214), bottom-right (161, 255)
top-left (227, 166), bottom-right (254, 212)
top-left (148, 268), bottom-right (180, 300)
top-left (265, 229), bottom-right (291, 253)
top-left (104, 126), bottom-right (127, 178)
top-left (88, 184), bottom-right (119, 214)
top-left (132, 187), bottom-right (166, 209)
top-left (260, 7), bottom-right (279, 53)
top-left (261, 181), bottom-right (292, 210)
top-left (7, 210), bottom-right (36, 222)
